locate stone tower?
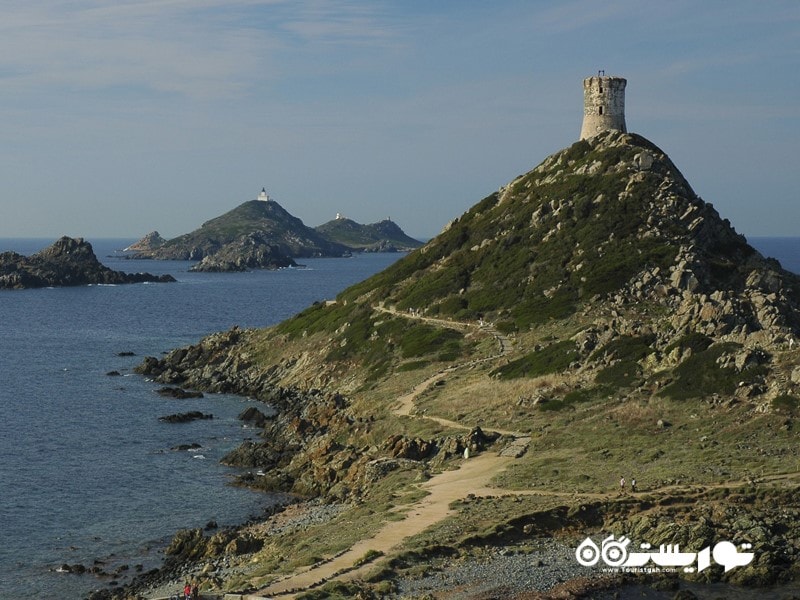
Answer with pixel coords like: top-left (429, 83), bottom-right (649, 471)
top-left (580, 73), bottom-right (627, 140)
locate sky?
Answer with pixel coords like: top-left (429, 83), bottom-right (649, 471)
top-left (0, 1), bottom-right (798, 241)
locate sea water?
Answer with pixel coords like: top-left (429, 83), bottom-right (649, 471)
top-left (1, 237), bottom-right (797, 600)
top-left (0, 239), bottom-right (403, 599)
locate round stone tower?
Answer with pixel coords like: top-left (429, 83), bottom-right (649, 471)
top-left (580, 73), bottom-right (627, 140)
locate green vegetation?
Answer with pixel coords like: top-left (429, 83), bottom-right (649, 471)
top-left (275, 302), bottom-right (467, 376)
top-left (337, 137), bottom-right (681, 332)
top-left (659, 342), bottom-right (767, 400)
top-left (490, 340), bottom-right (578, 379)
top-left (591, 334), bottom-right (657, 390)
top-left (772, 394), bottom-right (800, 414)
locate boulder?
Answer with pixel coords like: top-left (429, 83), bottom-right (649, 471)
top-left (157, 386), bottom-right (204, 399)
top-left (158, 411), bottom-right (213, 423)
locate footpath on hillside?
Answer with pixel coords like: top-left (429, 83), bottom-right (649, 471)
top-left (248, 307), bottom-right (529, 599)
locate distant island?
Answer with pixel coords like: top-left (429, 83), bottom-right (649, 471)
top-left (127, 191), bottom-right (422, 272)
top-left (315, 214), bottom-right (423, 252)
top-left (0, 236), bottom-right (175, 289)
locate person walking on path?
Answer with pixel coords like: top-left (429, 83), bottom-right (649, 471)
top-left (619, 476), bottom-right (625, 492)
top-left (631, 478), bottom-right (637, 493)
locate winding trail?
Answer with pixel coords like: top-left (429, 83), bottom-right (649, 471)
top-left (225, 306), bottom-right (800, 600)
top-left (248, 307), bottom-right (525, 599)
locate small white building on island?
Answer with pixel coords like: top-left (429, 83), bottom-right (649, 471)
top-left (258, 187), bottom-right (271, 202)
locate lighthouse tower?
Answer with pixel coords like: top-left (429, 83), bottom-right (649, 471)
top-left (580, 73), bottom-right (627, 140)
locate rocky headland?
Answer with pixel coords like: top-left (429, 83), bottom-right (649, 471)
top-left (105, 131), bottom-right (800, 599)
top-left (0, 236), bottom-right (175, 289)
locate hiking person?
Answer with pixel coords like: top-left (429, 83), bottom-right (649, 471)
top-left (631, 478), bottom-right (637, 493)
top-left (619, 476), bottom-right (625, 491)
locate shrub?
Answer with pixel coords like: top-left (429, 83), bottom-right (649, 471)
top-left (491, 340), bottom-right (577, 379)
top-left (659, 342), bottom-right (766, 400)
top-left (772, 394), bottom-right (800, 414)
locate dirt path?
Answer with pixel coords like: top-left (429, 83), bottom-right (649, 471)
top-left (258, 451), bottom-right (518, 597)
top-left (245, 306), bottom-right (800, 599)
top-left (251, 309), bottom-right (523, 598)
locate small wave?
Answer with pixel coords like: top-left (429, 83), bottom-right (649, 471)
top-left (192, 455), bottom-right (206, 460)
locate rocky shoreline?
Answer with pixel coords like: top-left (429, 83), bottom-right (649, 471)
top-left (93, 335), bottom-right (800, 599)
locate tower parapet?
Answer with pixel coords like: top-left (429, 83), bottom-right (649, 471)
top-left (580, 74), bottom-right (627, 140)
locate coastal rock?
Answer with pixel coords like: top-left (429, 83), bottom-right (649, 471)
top-left (189, 232), bottom-right (296, 272)
top-left (158, 411), bottom-right (213, 423)
top-left (238, 406), bottom-right (274, 427)
top-left (0, 237), bottom-right (175, 289)
top-left (157, 386), bottom-right (204, 399)
top-left (124, 231), bottom-right (166, 252)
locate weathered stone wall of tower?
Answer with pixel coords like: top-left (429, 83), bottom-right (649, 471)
top-left (580, 76), bottom-right (627, 140)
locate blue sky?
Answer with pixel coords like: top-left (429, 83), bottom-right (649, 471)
top-left (0, 1), bottom-right (798, 240)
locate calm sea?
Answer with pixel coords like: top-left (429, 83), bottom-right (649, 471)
top-left (0, 236), bottom-right (797, 600)
top-left (0, 239), bottom-right (403, 600)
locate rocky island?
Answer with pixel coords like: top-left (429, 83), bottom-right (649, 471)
top-left (0, 236), bottom-right (175, 289)
top-left (110, 77), bottom-right (800, 599)
top-left (129, 195), bottom-right (349, 272)
top-left (315, 215), bottom-right (423, 252)
top-left (128, 192), bottom-right (422, 272)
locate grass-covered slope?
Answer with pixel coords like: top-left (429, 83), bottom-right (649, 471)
top-left (339, 132), bottom-right (794, 331)
top-left (261, 131), bottom-right (800, 406)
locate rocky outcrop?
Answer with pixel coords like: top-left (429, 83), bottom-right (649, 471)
top-left (124, 231), bottom-right (166, 252)
top-left (157, 386), bottom-right (204, 399)
top-left (0, 237), bottom-right (175, 289)
top-left (188, 233), bottom-right (296, 272)
top-left (158, 411), bottom-right (213, 423)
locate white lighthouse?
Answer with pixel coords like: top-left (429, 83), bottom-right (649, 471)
top-left (257, 187), bottom-right (271, 202)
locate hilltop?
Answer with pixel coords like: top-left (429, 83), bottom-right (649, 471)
top-left (315, 216), bottom-right (423, 252)
top-left (130, 131), bottom-right (800, 598)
